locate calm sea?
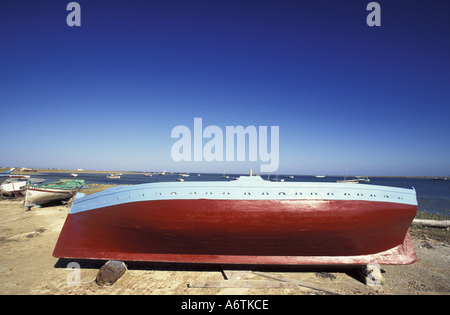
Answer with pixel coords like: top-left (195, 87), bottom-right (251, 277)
top-left (36, 172), bottom-right (450, 216)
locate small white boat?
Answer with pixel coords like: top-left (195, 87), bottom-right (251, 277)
top-left (338, 169), bottom-right (358, 183)
top-left (107, 174), bottom-right (121, 179)
top-left (314, 170), bottom-right (325, 178)
top-left (1, 178), bottom-right (44, 197)
top-left (22, 180), bottom-right (84, 207)
top-left (70, 173), bottom-right (78, 177)
top-left (10, 174), bottom-right (30, 179)
top-left (337, 179), bottom-right (360, 184)
top-left (355, 176), bottom-right (370, 183)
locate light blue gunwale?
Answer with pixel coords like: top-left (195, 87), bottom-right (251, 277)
top-left (70, 176), bottom-right (417, 214)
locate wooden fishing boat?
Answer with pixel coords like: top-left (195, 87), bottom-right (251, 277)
top-left (53, 176), bottom-right (417, 265)
top-left (1, 178), bottom-right (44, 197)
top-left (22, 180), bottom-right (84, 207)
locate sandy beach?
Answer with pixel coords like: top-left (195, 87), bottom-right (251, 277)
top-left (0, 185), bottom-right (448, 295)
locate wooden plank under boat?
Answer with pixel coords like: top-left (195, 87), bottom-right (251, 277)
top-left (53, 176), bottom-right (417, 265)
top-left (22, 180), bottom-right (84, 207)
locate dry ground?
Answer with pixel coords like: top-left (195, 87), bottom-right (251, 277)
top-left (0, 187), bottom-right (448, 295)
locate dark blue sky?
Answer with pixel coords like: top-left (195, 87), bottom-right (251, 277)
top-left (1, 0), bottom-right (449, 176)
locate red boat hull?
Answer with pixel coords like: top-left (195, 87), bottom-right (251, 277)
top-left (53, 199), bottom-right (417, 265)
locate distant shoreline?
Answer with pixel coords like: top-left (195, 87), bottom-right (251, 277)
top-left (2, 168), bottom-right (143, 175)
top-left (1, 168), bottom-right (448, 179)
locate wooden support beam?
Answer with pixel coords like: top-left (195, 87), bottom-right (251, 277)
top-left (253, 271), bottom-right (343, 295)
top-left (189, 268), bottom-right (343, 294)
top-left (222, 270), bottom-right (252, 280)
top-left (188, 280), bottom-right (298, 289)
top-left (412, 219), bottom-right (450, 228)
top-left (189, 269), bottom-right (298, 289)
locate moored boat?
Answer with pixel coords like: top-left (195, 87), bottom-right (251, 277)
top-left (337, 179), bottom-right (360, 184)
top-left (22, 180), bottom-right (84, 207)
top-left (1, 178), bottom-right (44, 197)
top-left (53, 176), bottom-right (417, 265)
top-left (355, 176), bottom-right (370, 182)
top-left (0, 168), bottom-right (15, 185)
top-left (10, 174), bottom-right (30, 179)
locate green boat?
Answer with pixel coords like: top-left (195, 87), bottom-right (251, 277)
top-left (22, 180), bottom-right (85, 207)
